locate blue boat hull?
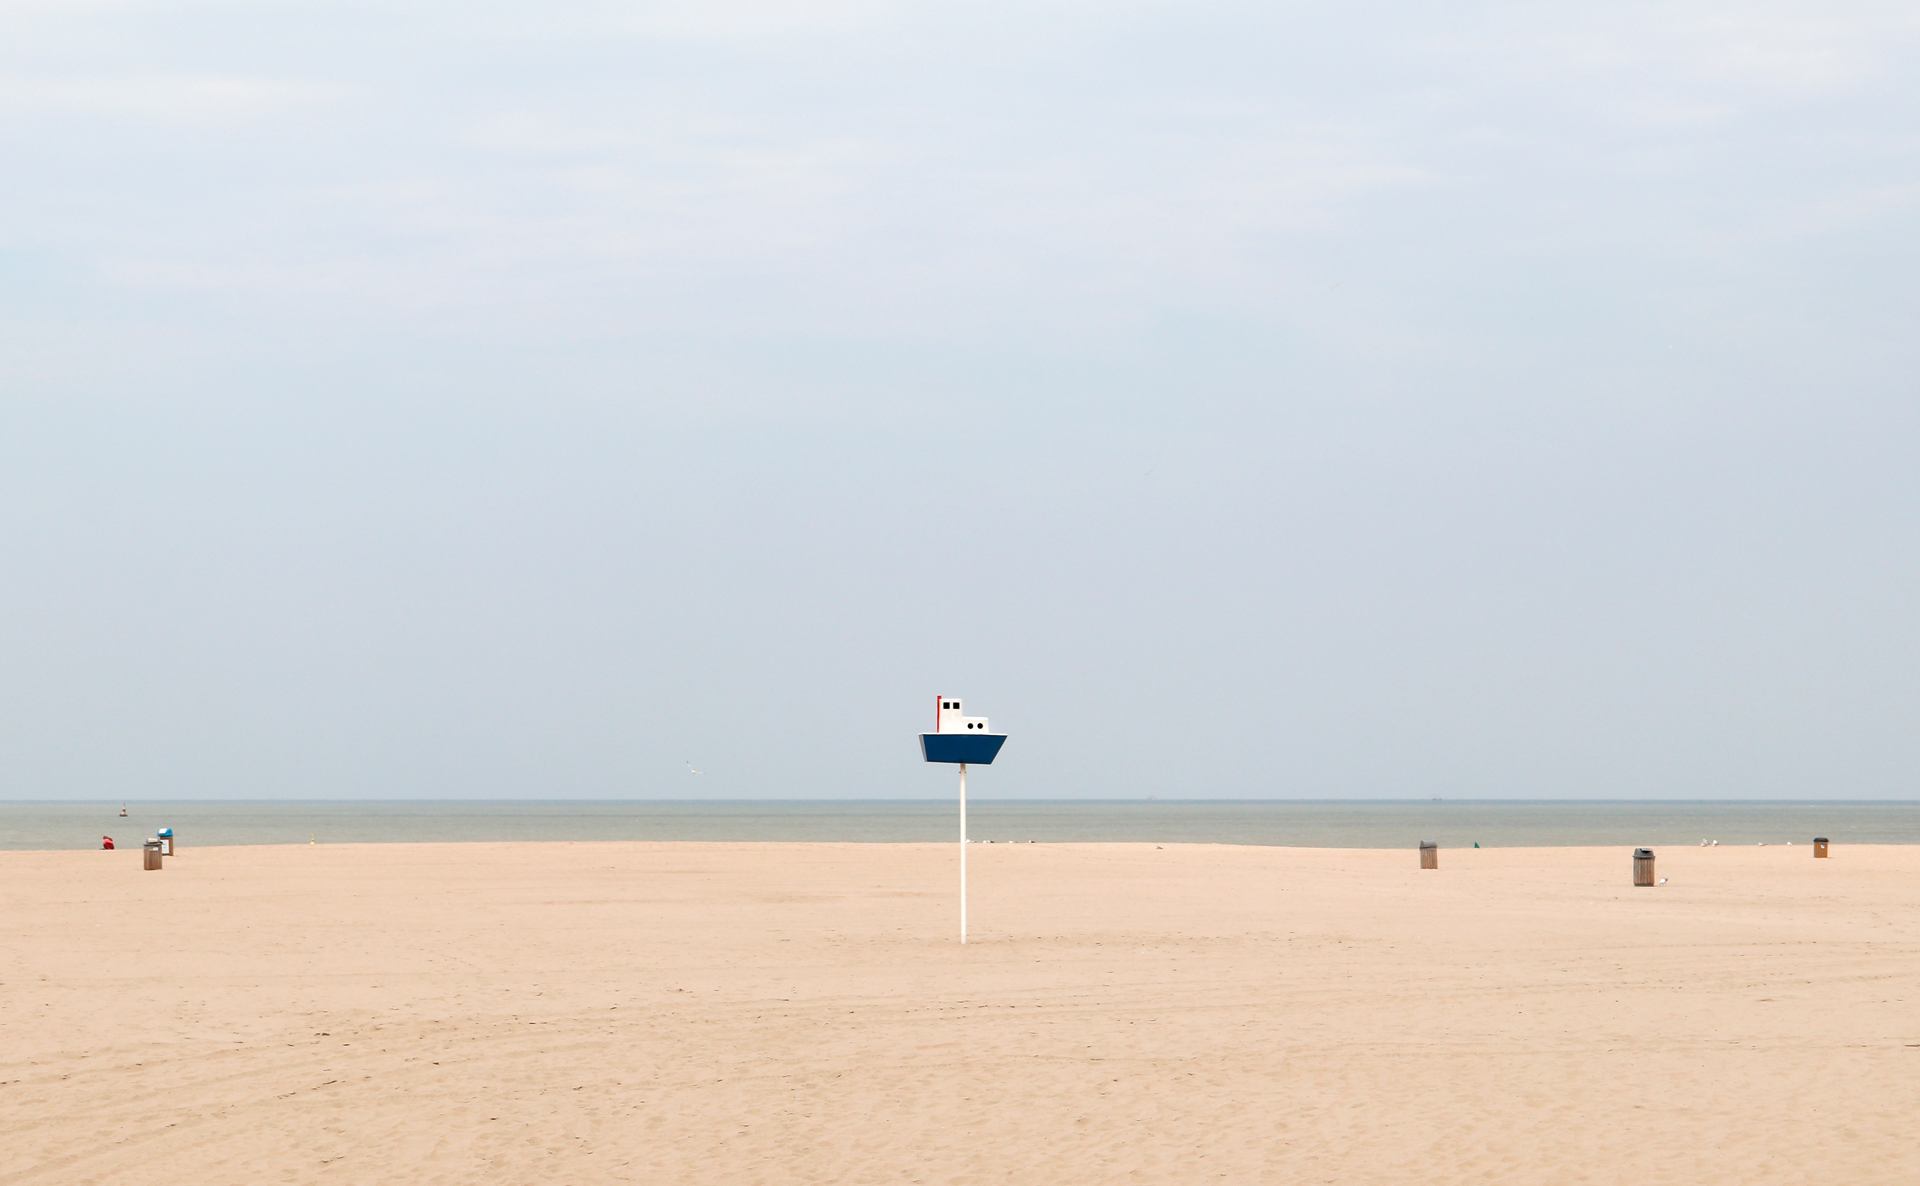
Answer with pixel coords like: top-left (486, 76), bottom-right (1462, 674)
top-left (919, 733), bottom-right (1007, 765)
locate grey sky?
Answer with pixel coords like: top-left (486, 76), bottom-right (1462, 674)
top-left (3, 0), bottom-right (1917, 800)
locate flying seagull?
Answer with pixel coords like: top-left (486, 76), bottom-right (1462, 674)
top-left (686, 762), bottom-right (701, 775)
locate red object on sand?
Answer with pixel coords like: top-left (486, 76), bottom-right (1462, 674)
top-left (101, 836), bottom-right (115, 850)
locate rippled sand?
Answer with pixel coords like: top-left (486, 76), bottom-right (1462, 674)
top-left (4, 841), bottom-right (1917, 1184)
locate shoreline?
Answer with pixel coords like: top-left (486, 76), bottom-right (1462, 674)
top-left (7, 836), bottom-right (1911, 856)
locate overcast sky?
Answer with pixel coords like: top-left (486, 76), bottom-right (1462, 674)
top-left (3, 0), bottom-right (1917, 800)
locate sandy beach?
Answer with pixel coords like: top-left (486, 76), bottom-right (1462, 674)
top-left (5, 841), bottom-right (1919, 1184)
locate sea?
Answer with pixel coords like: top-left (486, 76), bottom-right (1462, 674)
top-left (4, 799), bottom-right (1919, 852)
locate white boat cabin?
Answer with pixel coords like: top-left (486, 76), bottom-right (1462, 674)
top-left (934, 696), bottom-right (991, 734)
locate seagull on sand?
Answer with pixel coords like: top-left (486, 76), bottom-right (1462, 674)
top-left (1658, 877), bottom-right (1669, 885)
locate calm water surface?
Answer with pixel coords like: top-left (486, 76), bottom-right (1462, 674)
top-left (5, 800), bottom-right (1918, 851)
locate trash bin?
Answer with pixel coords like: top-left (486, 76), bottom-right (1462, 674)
top-left (158, 827), bottom-right (174, 857)
top-left (143, 838), bottom-right (163, 871)
top-left (1633, 848), bottom-right (1655, 887)
top-left (1419, 840), bottom-right (1438, 870)
top-left (1813, 836), bottom-right (1829, 858)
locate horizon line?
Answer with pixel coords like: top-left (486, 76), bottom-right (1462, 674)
top-left (6, 797), bottom-right (1919, 806)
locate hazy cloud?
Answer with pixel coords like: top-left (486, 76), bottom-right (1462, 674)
top-left (2, 0), bottom-right (1917, 800)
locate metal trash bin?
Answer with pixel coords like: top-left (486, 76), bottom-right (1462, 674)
top-left (1633, 848), bottom-right (1655, 887)
top-left (143, 838), bottom-right (163, 871)
top-left (1419, 840), bottom-right (1438, 870)
top-left (1813, 836), bottom-right (1829, 858)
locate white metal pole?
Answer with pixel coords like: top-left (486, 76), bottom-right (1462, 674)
top-left (959, 762), bottom-right (968, 945)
